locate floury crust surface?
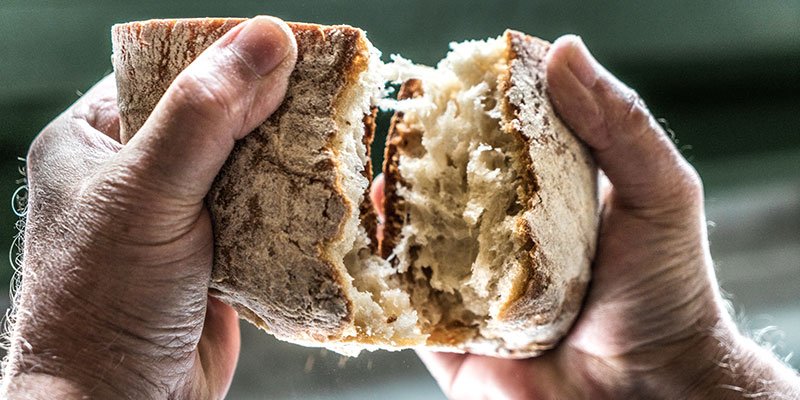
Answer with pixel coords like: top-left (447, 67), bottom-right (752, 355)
top-left (113, 19), bottom-right (598, 358)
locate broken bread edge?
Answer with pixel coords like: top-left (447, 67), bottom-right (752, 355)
top-left (381, 30), bottom-right (598, 358)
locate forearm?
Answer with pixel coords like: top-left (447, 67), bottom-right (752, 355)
top-left (0, 349), bottom-right (131, 399)
top-left (657, 318), bottom-right (800, 400)
top-left (2, 373), bottom-right (90, 400)
top-left (605, 315), bottom-right (800, 400)
top-left (704, 332), bottom-right (800, 399)
top-left (0, 273), bottom-right (159, 399)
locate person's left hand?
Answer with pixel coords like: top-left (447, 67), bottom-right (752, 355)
top-left (2, 16), bottom-right (296, 399)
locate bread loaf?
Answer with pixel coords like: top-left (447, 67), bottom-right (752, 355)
top-left (112, 18), bottom-right (598, 358)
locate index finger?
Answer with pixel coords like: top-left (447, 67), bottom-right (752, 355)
top-left (370, 173), bottom-right (386, 220)
top-left (71, 74), bottom-right (121, 142)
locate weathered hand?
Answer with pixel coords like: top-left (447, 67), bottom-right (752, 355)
top-left (372, 35), bottom-right (736, 399)
top-left (2, 16), bottom-right (296, 399)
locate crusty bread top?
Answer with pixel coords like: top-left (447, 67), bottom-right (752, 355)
top-left (112, 19), bottom-right (374, 342)
top-left (113, 18), bottom-right (246, 142)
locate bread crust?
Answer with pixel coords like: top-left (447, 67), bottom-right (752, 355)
top-left (379, 79), bottom-right (423, 259)
top-left (113, 19), bottom-right (373, 342)
top-left (382, 31), bottom-right (598, 357)
top-left (496, 31), bottom-right (597, 354)
top-left (359, 108), bottom-right (379, 253)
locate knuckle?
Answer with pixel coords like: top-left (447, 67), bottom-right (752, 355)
top-left (659, 161), bottom-right (704, 214)
top-left (27, 122), bottom-right (60, 161)
top-left (618, 87), bottom-right (652, 133)
top-left (678, 163), bottom-right (704, 204)
top-left (26, 124), bottom-right (64, 187)
top-left (84, 97), bottom-right (119, 132)
top-left (169, 72), bottom-right (241, 126)
top-left (26, 131), bottom-right (48, 165)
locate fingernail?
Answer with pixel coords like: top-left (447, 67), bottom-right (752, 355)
top-left (227, 16), bottom-right (293, 76)
top-left (565, 35), bottom-right (599, 89)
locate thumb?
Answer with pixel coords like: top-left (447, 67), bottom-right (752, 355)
top-left (546, 35), bottom-right (702, 216)
top-left (118, 16), bottom-right (297, 203)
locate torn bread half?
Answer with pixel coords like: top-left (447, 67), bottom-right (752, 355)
top-left (112, 18), bottom-right (598, 358)
top-left (382, 33), bottom-right (598, 356)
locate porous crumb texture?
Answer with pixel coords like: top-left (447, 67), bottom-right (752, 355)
top-left (383, 31), bottom-right (598, 357)
top-left (385, 37), bottom-right (526, 344)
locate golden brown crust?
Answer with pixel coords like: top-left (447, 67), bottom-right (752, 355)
top-left (493, 30), bottom-right (597, 353)
top-left (359, 108), bottom-right (379, 253)
top-left (379, 79), bottom-right (424, 259)
top-left (113, 18), bottom-right (373, 342)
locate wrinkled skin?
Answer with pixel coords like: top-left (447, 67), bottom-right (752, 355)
top-left (2, 17), bottom-right (798, 400)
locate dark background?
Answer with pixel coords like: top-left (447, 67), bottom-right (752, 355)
top-left (1, 1), bottom-right (798, 398)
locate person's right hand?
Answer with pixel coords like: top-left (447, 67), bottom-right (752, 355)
top-left (373, 35), bottom-right (800, 399)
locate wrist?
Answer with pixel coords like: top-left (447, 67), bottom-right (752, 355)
top-left (678, 321), bottom-right (800, 399)
top-left (4, 255), bottom-right (202, 398)
top-left (2, 341), bottom-right (146, 399)
top-left (1, 373), bottom-right (87, 400)
top-left (2, 307), bottom-right (165, 398)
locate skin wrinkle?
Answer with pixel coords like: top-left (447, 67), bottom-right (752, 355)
top-left (71, 124), bottom-right (122, 158)
top-left (21, 278), bottom-right (158, 362)
top-left (75, 93), bottom-right (122, 140)
top-left (167, 66), bottom-right (245, 135)
top-left (73, 163), bottom-right (207, 245)
top-left (227, 44), bottom-right (268, 81)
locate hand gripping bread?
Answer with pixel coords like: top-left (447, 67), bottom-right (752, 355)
top-left (112, 18), bottom-right (598, 358)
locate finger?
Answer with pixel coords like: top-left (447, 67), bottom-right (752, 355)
top-left (197, 296), bottom-right (240, 399)
top-left (71, 74), bottom-right (121, 141)
top-left (546, 35), bottom-right (702, 214)
top-left (418, 351), bottom-right (551, 399)
top-left (416, 351), bottom-right (466, 394)
top-left (370, 173), bottom-right (386, 220)
top-left (598, 170), bottom-right (612, 206)
top-left (27, 93), bottom-right (122, 198)
top-left (119, 16), bottom-right (297, 203)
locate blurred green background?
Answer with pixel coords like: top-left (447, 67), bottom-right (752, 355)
top-left (1, 0), bottom-right (798, 398)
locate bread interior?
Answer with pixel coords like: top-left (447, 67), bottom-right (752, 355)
top-left (328, 36), bottom-right (527, 349)
top-left (385, 38), bottom-right (530, 340)
top-left (328, 42), bottom-right (425, 348)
